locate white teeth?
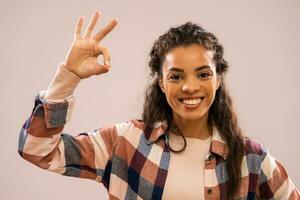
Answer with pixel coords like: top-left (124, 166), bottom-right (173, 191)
top-left (182, 98), bottom-right (202, 105)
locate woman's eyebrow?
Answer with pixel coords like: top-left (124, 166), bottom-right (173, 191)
top-left (168, 65), bottom-right (211, 72)
top-left (195, 65), bottom-right (211, 71)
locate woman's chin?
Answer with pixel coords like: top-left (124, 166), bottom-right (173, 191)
top-left (174, 111), bottom-right (208, 122)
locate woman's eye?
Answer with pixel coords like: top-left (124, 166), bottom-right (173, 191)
top-left (198, 72), bottom-right (211, 79)
top-left (169, 74), bottom-right (182, 80)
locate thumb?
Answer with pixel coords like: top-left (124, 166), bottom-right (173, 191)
top-left (93, 63), bottom-right (111, 75)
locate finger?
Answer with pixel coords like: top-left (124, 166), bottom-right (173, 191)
top-left (75, 16), bottom-right (84, 39)
top-left (101, 47), bottom-right (111, 65)
top-left (93, 46), bottom-right (110, 65)
top-left (93, 63), bottom-right (110, 75)
top-left (94, 19), bottom-right (118, 42)
top-left (84, 11), bottom-right (101, 38)
top-left (93, 45), bottom-right (103, 56)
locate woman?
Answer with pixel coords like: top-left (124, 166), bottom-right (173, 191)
top-left (18, 11), bottom-right (299, 199)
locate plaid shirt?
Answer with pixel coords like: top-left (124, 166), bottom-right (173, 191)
top-left (18, 92), bottom-right (299, 200)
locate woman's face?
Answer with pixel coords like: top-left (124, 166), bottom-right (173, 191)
top-left (159, 44), bottom-right (220, 122)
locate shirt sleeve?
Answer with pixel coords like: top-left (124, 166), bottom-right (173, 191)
top-left (43, 63), bottom-right (81, 102)
top-left (257, 149), bottom-right (300, 199)
top-left (18, 64), bottom-right (120, 184)
top-left (41, 63), bottom-right (81, 123)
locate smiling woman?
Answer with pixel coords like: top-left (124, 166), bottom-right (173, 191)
top-left (18, 11), bottom-right (299, 200)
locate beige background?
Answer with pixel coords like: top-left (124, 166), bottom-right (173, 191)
top-left (0, 0), bottom-right (299, 199)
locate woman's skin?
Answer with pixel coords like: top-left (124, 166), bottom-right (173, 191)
top-left (64, 11), bottom-right (118, 78)
top-left (159, 45), bottom-right (220, 140)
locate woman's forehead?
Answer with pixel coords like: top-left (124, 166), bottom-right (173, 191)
top-left (163, 45), bottom-right (215, 70)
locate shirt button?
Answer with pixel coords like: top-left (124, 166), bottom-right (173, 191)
top-left (207, 189), bottom-right (212, 194)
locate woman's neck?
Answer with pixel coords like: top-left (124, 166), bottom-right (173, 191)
top-left (172, 112), bottom-right (212, 140)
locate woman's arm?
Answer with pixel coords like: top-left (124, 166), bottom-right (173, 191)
top-left (18, 11), bottom-right (119, 183)
top-left (257, 148), bottom-right (300, 199)
top-left (18, 91), bottom-right (119, 182)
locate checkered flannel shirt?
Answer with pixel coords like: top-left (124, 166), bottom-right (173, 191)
top-left (18, 92), bottom-right (300, 199)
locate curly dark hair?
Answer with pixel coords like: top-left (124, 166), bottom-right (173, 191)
top-left (142, 22), bottom-right (245, 199)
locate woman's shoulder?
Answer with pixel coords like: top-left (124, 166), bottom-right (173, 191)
top-left (243, 136), bottom-right (268, 158)
top-left (111, 120), bottom-right (165, 144)
top-left (113, 119), bottom-right (166, 133)
top-left (108, 119), bottom-right (145, 137)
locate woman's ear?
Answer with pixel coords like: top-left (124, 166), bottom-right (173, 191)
top-left (159, 78), bottom-right (165, 93)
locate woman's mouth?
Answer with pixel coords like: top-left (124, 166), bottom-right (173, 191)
top-left (179, 97), bottom-right (205, 109)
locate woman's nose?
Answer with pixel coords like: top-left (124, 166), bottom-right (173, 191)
top-left (181, 77), bottom-right (200, 93)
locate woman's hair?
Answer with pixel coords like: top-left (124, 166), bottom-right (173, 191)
top-left (142, 22), bottom-right (245, 198)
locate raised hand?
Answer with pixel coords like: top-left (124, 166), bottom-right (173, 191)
top-left (64, 11), bottom-right (118, 78)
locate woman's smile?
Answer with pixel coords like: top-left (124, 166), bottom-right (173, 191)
top-left (179, 97), bottom-right (204, 109)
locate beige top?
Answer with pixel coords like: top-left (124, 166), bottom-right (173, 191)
top-left (162, 133), bottom-right (211, 200)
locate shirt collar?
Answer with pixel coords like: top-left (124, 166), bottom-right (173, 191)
top-left (210, 127), bottom-right (228, 159)
top-left (146, 121), bottom-right (167, 144)
top-left (146, 122), bottom-right (228, 160)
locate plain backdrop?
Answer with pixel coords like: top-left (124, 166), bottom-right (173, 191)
top-left (0, 0), bottom-right (299, 199)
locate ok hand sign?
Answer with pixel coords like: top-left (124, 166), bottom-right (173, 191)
top-left (64, 11), bottom-right (118, 79)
